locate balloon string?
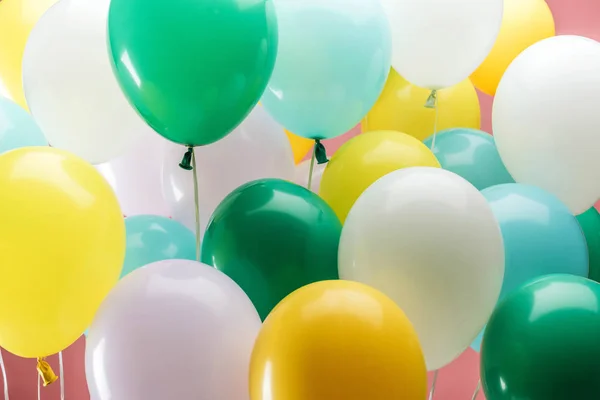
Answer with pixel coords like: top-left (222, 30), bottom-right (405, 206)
top-left (428, 370), bottom-right (438, 400)
top-left (0, 350), bottom-right (9, 400)
top-left (190, 147), bottom-right (201, 261)
top-left (59, 352), bottom-right (64, 400)
top-left (307, 143), bottom-right (317, 191)
top-left (37, 373), bottom-right (40, 400)
top-left (471, 379), bottom-right (481, 400)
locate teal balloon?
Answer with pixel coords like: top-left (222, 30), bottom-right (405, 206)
top-left (482, 274), bottom-right (600, 400)
top-left (122, 215), bottom-right (197, 278)
top-left (201, 179), bottom-right (342, 320)
top-left (107, 0), bottom-right (277, 146)
top-left (0, 96), bottom-right (47, 154)
top-left (424, 128), bottom-right (514, 190)
top-left (261, 0), bottom-right (391, 140)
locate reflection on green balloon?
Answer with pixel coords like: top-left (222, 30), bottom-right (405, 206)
top-left (481, 274), bottom-right (600, 400)
top-left (577, 207), bottom-right (600, 283)
top-left (107, 0), bottom-right (278, 146)
top-left (201, 179), bottom-right (341, 320)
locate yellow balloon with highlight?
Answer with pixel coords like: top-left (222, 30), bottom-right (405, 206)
top-left (0, 0), bottom-right (59, 107)
top-left (250, 280), bottom-right (427, 400)
top-left (470, 0), bottom-right (555, 96)
top-left (285, 129), bottom-right (313, 164)
top-left (0, 147), bottom-right (125, 358)
top-left (320, 130), bottom-right (440, 224)
top-left (362, 68), bottom-right (480, 141)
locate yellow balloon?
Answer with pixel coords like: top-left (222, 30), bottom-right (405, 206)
top-left (0, 147), bottom-right (125, 357)
top-left (285, 129), bottom-right (313, 164)
top-left (470, 0), bottom-right (555, 96)
top-left (0, 0), bottom-right (59, 107)
top-left (362, 68), bottom-right (480, 141)
top-left (250, 280), bottom-right (427, 400)
top-left (320, 130), bottom-right (440, 224)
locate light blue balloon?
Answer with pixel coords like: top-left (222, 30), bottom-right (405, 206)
top-left (261, 0), bottom-right (391, 140)
top-left (471, 183), bottom-right (589, 352)
top-left (424, 128), bottom-right (514, 190)
top-left (122, 215), bottom-right (197, 279)
top-left (0, 96), bottom-right (47, 154)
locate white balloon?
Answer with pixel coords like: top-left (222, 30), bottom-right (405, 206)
top-left (493, 36), bottom-right (600, 215)
top-left (338, 167), bottom-right (504, 370)
top-left (95, 131), bottom-right (170, 217)
top-left (22, 0), bottom-right (146, 164)
top-left (294, 157), bottom-right (328, 193)
top-left (162, 106), bottom-right (295, 236)
top-left (381, 0), bottom-right (503, 89)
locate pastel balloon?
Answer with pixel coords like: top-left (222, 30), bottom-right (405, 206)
top-left (22, 0), bottom-right (146, 164)
top-left (424, 128), bottom-right (514, 190)
top-left (108, 0), bottom-right (277, 146)
top-left (202, 179), bottom-right (342, 320)
top-left (162, 106), bottom-right (294, 236)
top-left (86, 260), bottom-right (261, 400)
top-left (578, 207), bottom-right (600, 284)
top-left (363, 69), bottom-right (481, 141)
top-left (493, 36), bottom-right (600, 214)
top-left (122, 215), bottom-right (197, 279)
top-left (0, 96), bottom-right (46, 154)
top-left (482, 275), bottom-right (600, 400)
top-left (0, 147), bottom-right (125, 357)
top-left (339, 167), bottom-right (504, 370)
top-left (286, 130), bottom-right (314, 164)
top-left (320, 130), bottom-right (440, 224)
top-left (250, 281), bottom-right (427, 400)
top-left (471, 0), bottom-right (555, 96)
top-left (381, 0), bottom-right (503, 89)
top-left (261, 0), bottom-right (391, 140)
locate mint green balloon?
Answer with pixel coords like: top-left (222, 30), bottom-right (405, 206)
top-left (107, 0), bottom-right (277, 146)
top-left (0, 97), bottom-right (47, 154)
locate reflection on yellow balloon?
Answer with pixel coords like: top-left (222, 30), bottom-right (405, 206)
top-left (320, 130), bottom-right (440, 223)
top-left (0, 147), bottom-right (125, 357)
top-left (0, 0), bottom-right (59, 108)
top-left (363, 68), bottom-right (480, 141)
top-left (250, 280), bottom-right (427, 400)
top-left (285, 129), bottom-right (313, 164)
top-left (471, 0), bottom-right (555, 96)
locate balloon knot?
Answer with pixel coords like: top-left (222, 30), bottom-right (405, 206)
top-left (179, 147), bottom-right (194, 170)
top-left (37, 357), bottom-right (58, 387)
top-left (424, 90), bottom-right (437, 109)
top-left (315, 140), bottom-right (329, 165)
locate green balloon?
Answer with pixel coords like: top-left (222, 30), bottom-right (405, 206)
top-left (201, 179), bottom-right (341, 320)
top-left (481, 274), bottom-right (600, 400)
top-left (577, 207), bottom-right (600, 282)
top-left (107, 0), bottom-right (277, 146)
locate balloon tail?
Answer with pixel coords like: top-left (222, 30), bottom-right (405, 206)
top-left (190, 147), bottom-right (201, 261)
top-left (36, 358), bottom-right (57, 387)
top-left (0, 350), bottom-right (9, 400)
top-left (425, 89), bottom-right (437, 108)
top-left (428, 370), bottom-right (439, 400)
top-left (424, 89), bottom-right (440, 151)
top-left (314, 139), bottom-right (328, 164)
top-left (471, 379), bottom-right (481, 400)
top-left (307, 144), bottom-right (317, 191)
top-left (58, 352), bottom-right (64, 400)
top-left (178, 147), bottom-right (193, 170)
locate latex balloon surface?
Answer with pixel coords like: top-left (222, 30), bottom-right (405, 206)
top-left (0, 96), bottom-right (46, 154)
top-left (339, 167), bottom-right (504, 370)
top-left (320, 130), bottom-right (440, 223)
top-left (202, 179), bottom-right (341, 320)
top-left (86, 260), bottom-right (260, 400)
top-left (363, 69), bottom-right (481, 141)
top-left (286, 130), bottom-right (314, 164)
top-left (0, 147), bottom-right (125, 357)
top-left (250, 281), bottom-right (427, 400)
top-left (493, 36), bottom-right (600, 214)
top-left (577, 207), bottom-right (600, 284)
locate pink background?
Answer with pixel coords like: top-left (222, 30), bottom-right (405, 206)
top-left (1, 0), bottom-right (598, 398)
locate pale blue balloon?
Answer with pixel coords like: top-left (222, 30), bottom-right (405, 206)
top-left (424, 128), bottom-right (514, 190)
top-left (261, 0), bottom-right (391, 140)
top-left (471, 184), bottom-right (589, 351)
top-left (0, 96), bottom-right (47, 154)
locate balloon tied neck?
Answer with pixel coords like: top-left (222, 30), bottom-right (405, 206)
top-left (425, 90), bottom-right (438, 109)
top-left (37, 357), bottom-right (58, 387)
top-left (179, 147), bottom-right (194, 170)
top-left (314, 140), bottom-right (328, 164)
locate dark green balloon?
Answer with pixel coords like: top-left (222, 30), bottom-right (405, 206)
top-left (577, 207), bottom-right (600, 283)
top-left (481, 274), bottom-right (600, 400)
top-left (107, 0), bottom-right (277, 146)
top-left (201, 179), bottom-right (342, 320)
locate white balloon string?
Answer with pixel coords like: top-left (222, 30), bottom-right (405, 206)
top-left (191, 147), bottom-right (201, 261)
top-left (307, 143), bottom-right (317, 191)
top-left (428, 370), bottom-right (439, 400)
top-left (471, 379), bottom-right (481, 400)
top-left (0, 350), bottom-right (9, 400)
top-left (59, 352), bottom-right (64, 400)
top-left (37, 372), bottom-right (40, 400)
